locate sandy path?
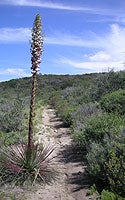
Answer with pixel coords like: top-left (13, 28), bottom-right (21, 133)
top-left (0, 107), bottom-right (91, 200)
top-left (28, 107), bottom-right (90, 200)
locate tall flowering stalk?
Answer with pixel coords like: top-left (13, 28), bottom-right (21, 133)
top-left (28, 13), bottom-right (43, 148)
top-left (0, 14), bottom-right (55, 185)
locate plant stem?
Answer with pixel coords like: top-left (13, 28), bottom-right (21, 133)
top-left (28, 72), bottom-right (37, 147)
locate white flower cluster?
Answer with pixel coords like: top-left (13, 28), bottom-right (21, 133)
top-left (30, 15), bottom-right (43, 74)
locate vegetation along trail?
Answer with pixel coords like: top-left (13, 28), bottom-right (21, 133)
top-left (28, 106), bottom-right (91, 200)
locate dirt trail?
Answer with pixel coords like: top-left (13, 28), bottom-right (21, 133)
top-left (0, 107), bottom-right (92, 200)
top-left (29, 107), bottom-right (90, 200)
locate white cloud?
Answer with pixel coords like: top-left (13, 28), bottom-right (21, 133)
top-left (0, 0), bottom-right (123, 17)
top-left (49, 24), bottom-right (125, 62)
top-left (0, 24), bottom-right (125, 74)
top-left (0, 68), bottom-right (30, 77)
top-left (0, 28), bottom-right (31, 43)
top-left (89, 51), bottom-right (111, 61)
top-left (58, 57), bottom-right (124, 73)
top-left (97, 24), bottom-right (125, 58)
top-left (0, 0), bottom-right (95, 11)
top-left (55, 24), bottom-right (125, 73)
top-left (45, 33), bottom-right (99, 47)
top-left (1, 24), bottom-right (125, 53)
top-left (46, 24), bottom-right (125, 52)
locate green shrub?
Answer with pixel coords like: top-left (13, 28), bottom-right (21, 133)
top-left (72, 103), bottom-right (101, 125)
top-left (80, 113), bottom-right (124, 146)
top-left (0, 97), bottom-right (29, 133)
top-left (72, 103), bottom-right (102, 145)
top-left (87, 141), bottom-right (106, 180)
top-left (0, 96), bottom-right (29, 146)
top-left (100, 90), bottom-right (125, 115)
top-left (3, 131), bottom-right (27, 146)
top-left (91, 71), bottom-right (125, 101)
top-left (105, 149), bottom-right (125, 194)
top-left (100, 190), bottom-right (125, 200)
top-left (89, 188), bottom-right (125, 200)
top-left (61, 85), bottom-right (92, 105)
top-left (55, 99), bottom-right (76, 126)
top-left (87, 129), bottom-right (125, 196)
top-left (60, 105), bottom-right (75, 126)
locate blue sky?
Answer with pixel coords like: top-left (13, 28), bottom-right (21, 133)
top-left (0, 0), bottom-right (125, 81)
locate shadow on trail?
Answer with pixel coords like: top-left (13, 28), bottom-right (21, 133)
top-left (58, 143), bottom-right (92, 193)
top-left (59, 144), bottom-right (86, 163)
top-left (50, 114), bottom-right (66, 129)
top-left (69, 171), bottom-right (91, 192)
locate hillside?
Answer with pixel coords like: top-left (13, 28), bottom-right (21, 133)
top-left (0, 71), bottom-right (125, 199)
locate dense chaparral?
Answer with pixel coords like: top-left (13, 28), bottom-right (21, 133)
top-left (0, 70), bottom-right (125, 199)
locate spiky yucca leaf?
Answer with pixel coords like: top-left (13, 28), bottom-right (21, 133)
top-left (0, 143), bottom-right (56, 185)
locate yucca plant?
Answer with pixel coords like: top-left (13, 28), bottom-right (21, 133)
top-left (28, 13), bottom-right (43, 148)
top-left (0, 144), bottom-right (55, 185)
top-left (0, 14), bottom-right (55, 186)
top-left (26, 13), bottom-right (44, 166)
